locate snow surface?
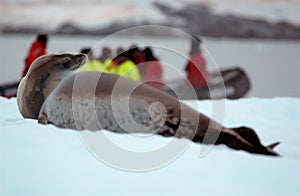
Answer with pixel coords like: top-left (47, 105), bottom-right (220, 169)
top-left (1, 97), bottom-right (300, 195)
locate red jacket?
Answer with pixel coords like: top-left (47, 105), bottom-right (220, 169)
top-left (22, 41), bottom-right (46, 77)
top-left (185, 53), bottom-right (209, 87)
top-left (143, 59), bottom-right (163, 89)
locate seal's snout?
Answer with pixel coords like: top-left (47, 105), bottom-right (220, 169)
top-left (64, 53), bottom-right (87, 70)
top-left (76, 53), bottom-right (87, 67)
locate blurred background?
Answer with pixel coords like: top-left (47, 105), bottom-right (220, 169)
top-left (1, 0), bottom-right (300, 97)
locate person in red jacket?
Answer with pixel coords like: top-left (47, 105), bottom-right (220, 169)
top-left (127, 46), bottom-right (145, 65)
top-left (22, 34), bottom-right (48, 77)
top-left (185, 36), bottom-right (209, 88)
top-left (142, 47), bottom-right (163, 89)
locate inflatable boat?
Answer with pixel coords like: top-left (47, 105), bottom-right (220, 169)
top-left (163, 67), bottom-right (251, 99)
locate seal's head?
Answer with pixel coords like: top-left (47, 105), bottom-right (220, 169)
top-left (17, 53), bottom-right (87, 119)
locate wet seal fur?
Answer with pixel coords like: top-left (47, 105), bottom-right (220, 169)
top-left (17, 53), bottom-right (280, 156)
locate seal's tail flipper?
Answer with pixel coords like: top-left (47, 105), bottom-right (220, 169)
top-left (267, 142), bottom-right (280, 149)
top-left (230, 126), bottom-right (280, 156)
top-left (265, 142), bottom-right (281, 156)
top-left (231, 126), bottom-right (262, 146)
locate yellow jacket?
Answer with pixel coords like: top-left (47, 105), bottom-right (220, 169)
top-left (114, 60), bottom-right (141, 81)
top-left (81, 59), bottom-right (107, 72)
top-left (102, 58), bottom-right (113, 73)
top-left (103, 58), bottom-right (112, 67)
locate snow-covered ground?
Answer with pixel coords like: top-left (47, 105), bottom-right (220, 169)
top-left (1, 97), bottom-right (300, 195)
top-left (1, 0), bottom-right (300, 30)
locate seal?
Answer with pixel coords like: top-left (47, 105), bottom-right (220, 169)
top-left (17, 53), bottom-right (87, 119)
top-left (17, 53), bottom-right (280, 156)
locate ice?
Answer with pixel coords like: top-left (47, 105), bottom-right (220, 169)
top-left (1, 97), bottom-right (300, 195)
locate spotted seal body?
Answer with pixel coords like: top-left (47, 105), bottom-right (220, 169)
top-left (17, 53), bottom-right (279, 156)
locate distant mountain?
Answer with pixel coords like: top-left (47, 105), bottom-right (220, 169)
top-left (1, 1), bottom-right (300, 39)
top-left (154, 2), bottom-right (300, 39)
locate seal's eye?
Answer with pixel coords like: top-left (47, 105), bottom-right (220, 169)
top-left (62, 59), bottom-right (71, 68)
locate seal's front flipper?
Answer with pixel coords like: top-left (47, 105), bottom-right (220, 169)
top-left (38, 113), bottom-right (48, 124)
